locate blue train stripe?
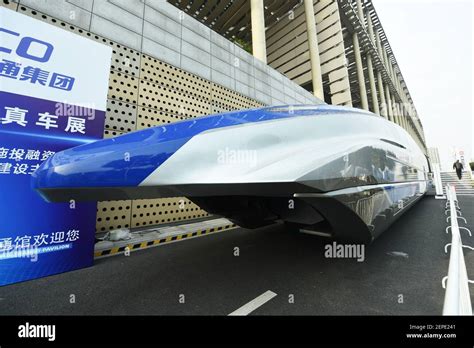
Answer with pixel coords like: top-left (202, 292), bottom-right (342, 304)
top-left (32, 104), bottom-right (362, 189)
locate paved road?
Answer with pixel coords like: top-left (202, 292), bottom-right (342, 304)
top-left (1, 196), bottom-right (473, 315)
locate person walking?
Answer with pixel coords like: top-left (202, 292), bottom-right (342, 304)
top-left (453, 159), bottom-right (464, 180)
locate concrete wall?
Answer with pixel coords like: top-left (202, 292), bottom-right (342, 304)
top-left (15, 0), bottom-right (321, 106)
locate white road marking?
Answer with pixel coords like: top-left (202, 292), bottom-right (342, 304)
top-left (228, 290), bottom-right (277, 316)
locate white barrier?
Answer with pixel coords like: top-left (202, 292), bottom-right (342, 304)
top-left (442, 184), bottom-right (473, 315)
top-left (433, 163), bottom-right (445, 197)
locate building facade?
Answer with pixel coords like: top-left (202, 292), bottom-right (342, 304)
top-left (171, 0), bottom-right (427, 152)
top-left (1, 0), bottom-right (427, 234)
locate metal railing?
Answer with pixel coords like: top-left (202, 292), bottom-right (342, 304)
top-left (442, 184), bottom-right (473, 315)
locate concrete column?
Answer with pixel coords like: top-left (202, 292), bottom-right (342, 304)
top-left (389, 62), bottom-right (396, 85)
top-left (366, 54), bottom-right (379, 115)
top-left (390, 64), bottom-right (396, 87)
top-left (393, 71), bottom-right (399, 94)
top-left (398, 102), bottom-right (405, 129)
top-left (304, 0), bottom-right (324, 100)
top-left (387, 55), bottom-right (392, 76)
top-left (250, 0), bottom-right (267, 63)
top-left (352, 32), bottom-right (369, 110)
top-left (406, 92), bottom-right (411, 108)
top-left (397, 75), bottom-right (404, 101)
top-left (407, 100), bottom-right (415, 130)
top-left (384, 84), bottom-right (393, 122)
top-left (395, 72), bottom-right (402, 95)
top-left (383, 49), bottom-right (392, 80)
top-left (401, 103), bottom-right (409, 130)
top-left (395, 101), bottom-right (402, 127)
top-left (381, 44), bottom-right (390, 78)
top-left (356, 0), bottom-right (365, 29)
top-left (375, 28), bottom-right (384, 59)
top-left (392, 97), bottom-right (399, 125)
top-left (398, 103), bottom-right (406, 129)
top-left (366, 10), bottom-right (375, 45)
top-left (396, 101), bottom-right (403, 127)
top-left (377, 72), bottom-right (387, 118)
top-left (407, 108), bottom-right (414, 133)
top-left (399, 81), bottom-right (406, 106)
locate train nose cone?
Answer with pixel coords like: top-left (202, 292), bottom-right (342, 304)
top-left (31, 141), bottom-right (136, 202)
top-left (32, 143), bottom-right (120, 192)
top-left (31, 126), bottom-right (188, 202)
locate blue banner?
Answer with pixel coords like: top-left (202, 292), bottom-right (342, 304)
top-left (0, 92), bottom-right (105, 286)
top-left (0, 7), bottom-right (111, 286)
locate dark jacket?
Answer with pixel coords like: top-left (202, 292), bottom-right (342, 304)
top-left (453, 162), bottom-right (464, 171)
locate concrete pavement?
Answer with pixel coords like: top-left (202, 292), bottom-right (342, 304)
top-left (1, 196), bottom-right (472, 315)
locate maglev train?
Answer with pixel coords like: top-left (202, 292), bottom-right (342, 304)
top-left (32, 104), bottom-right (430, 244)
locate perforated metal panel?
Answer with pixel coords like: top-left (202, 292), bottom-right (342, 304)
top-left (138, 80), bottom-right (210, 117)
top-left (137, 106), bottom-right (186, 130)
top-left (103, 129), bottom-right (125, 138)
top-left (108, 70), bottom-right (139, 103)
top-left (17, 4), bottom-right (78, 31)
top-left (1, 0), bottom-right (18, 11)
top-left (96, 130), bottom-right (132, 233)
top-left (131, 198), bottom-right (209, 228)
top-left (111, 46), bottom-right (141, 77)
top-left (211, 82), bottom-right (264, 112)
top-left (15, 4), bottom-right (110, 49)
top-left (96, 201), bottom-right (132, 232)
top-left (210, 102), bottom-right (232, 114)
top-left (140, 54), bottom-right (212, 100)
top-left (16, 4), bottom-right (114, 49)
top-left (105, 99), bottom-right (137, 132)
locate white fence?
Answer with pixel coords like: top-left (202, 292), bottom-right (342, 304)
top-left (442, 184), bottom-right (473, 315)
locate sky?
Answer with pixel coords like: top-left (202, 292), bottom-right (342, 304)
top-left (372, 0), bottom-right (473, 170)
